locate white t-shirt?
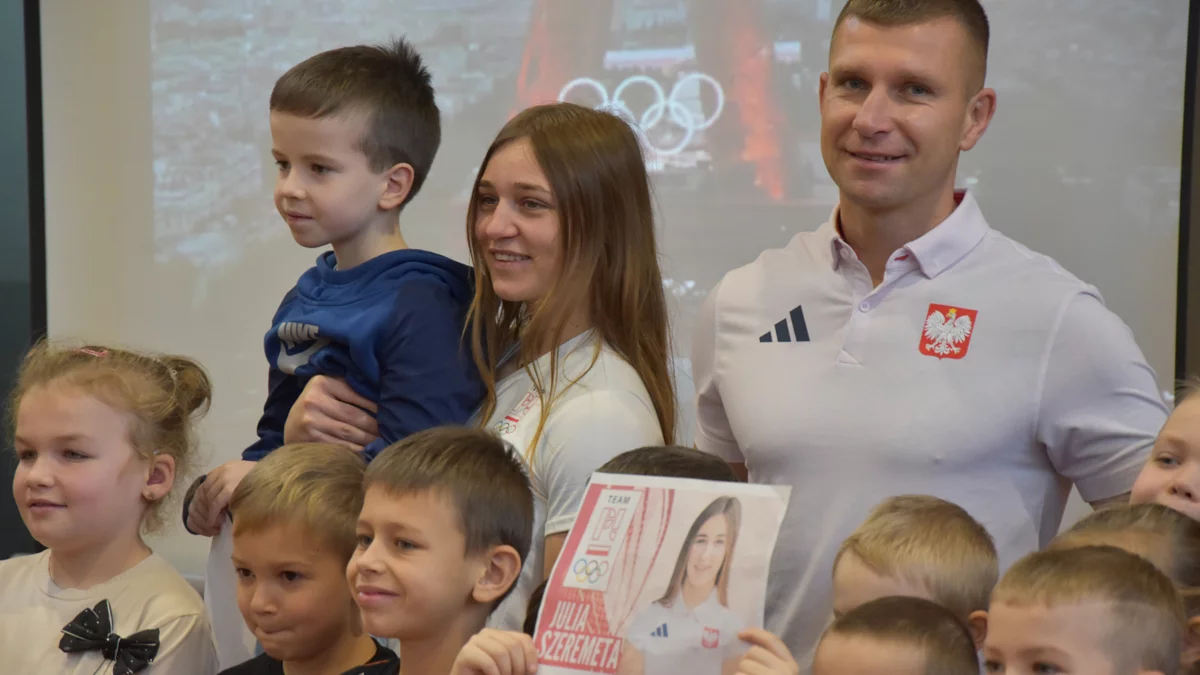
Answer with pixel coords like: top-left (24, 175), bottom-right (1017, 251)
top-left (486, 331), bottom-right (665, 631)
top-left (625, 591), bottom-right (747, 675)
top-left (693, 192), bottom-right (1167, 663)
top-left (0, 551), bottom-right (218, 675)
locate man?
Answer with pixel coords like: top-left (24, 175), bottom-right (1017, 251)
top-left (692, 0), bottom-right (1168, 664)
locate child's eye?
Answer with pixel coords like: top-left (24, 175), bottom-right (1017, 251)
top-left (280, 571), bottom-right (301, 582)
top-left (310, 164), bottom-right (330, 175)
top-left (61, 449), bottom-right (89, 461)
top-left (15, 449), bottom-right (35, 462)
top-left (395, 539), bottom-right (418, 551)
top-left (235, 568), bottom-right (253, 580)
top-left (983, 662), bottom-right (1002, 674)
top-left (275, 160), bottom-right (289, 172)
top-left (356, 534), bottom-right (372, 549)
top-left (1033, 663), bottom-right (1063, 675)
top-left (1154, 454), bottom-right (1181, 468)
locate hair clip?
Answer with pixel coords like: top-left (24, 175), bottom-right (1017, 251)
top-left (75, 347), bottom-right (108, 358)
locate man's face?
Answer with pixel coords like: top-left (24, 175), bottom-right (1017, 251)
top-left (819, 17), bottom-right (994, 213)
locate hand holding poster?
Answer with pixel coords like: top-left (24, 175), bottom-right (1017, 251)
top-left (533, 474), bottom-right (790, 675)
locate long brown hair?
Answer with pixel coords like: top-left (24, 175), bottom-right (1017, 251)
top-left (657, 496), bottom-right (742, 608)
top-left (466, 103), bottom-right (676, 460)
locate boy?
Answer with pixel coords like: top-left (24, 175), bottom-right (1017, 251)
top-left (349, 426), bottom-right (533, 675)
top-left (187, 37), bottom-right (482, 535)
top-left (812, 596), bottom-right (979, 675)
top-left (831, 495), bottom-right (997, 646)
top-left (597, 444), bottom-right (743, 482)
top-left (1133, 377), bottom-right (1200, 522)
top-left (975, 546), bottom-right (1192, 675)
top-left (221, 444), bottom-right (397, 675)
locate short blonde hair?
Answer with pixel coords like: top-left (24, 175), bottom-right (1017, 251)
top-left (993, 546), bottom-right (1185, 674)
top-left (834, 495), bottom-right (998, 620)
top-left (821, 596), bottom-right (979, 675)
top-left (1052, 503), bottom-right (1200, 590)
top-left (230, 444), bottom-right (366, 561)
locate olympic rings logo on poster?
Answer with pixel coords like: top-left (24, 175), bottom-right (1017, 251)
top-left (573, 558), bottom-right (610, 584)
top-left (557, 73), bottom-right (725, 157)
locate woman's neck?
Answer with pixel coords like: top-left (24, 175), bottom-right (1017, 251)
top-left (518, 306), bottom-right (593, 366)
top-left (681, 580), bottom-right (712, 610)
top-left (399, 613), bottom-right (485, 675)
top-left (283, 630), bottom-right (378, 675)
top-left (49, 531), bottom-right (151, 590)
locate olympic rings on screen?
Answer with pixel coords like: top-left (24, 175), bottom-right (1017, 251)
top-left (572, 558), bottom-right (610, 584)
top-left (558, 73), bottom-right (725, 157)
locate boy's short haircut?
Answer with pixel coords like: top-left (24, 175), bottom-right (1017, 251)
top-left (598, 445), bottom-right (742, 482)
top-left (993, 546), bottom-right (1185, 674)
top-left (822, 596), bottom-right (978, 674)
top-left (365, 426), bottom-right (533, 565)
top-left (269, 37), bottom-right (440, 206)
top-left (834, 495), bottom-right (998, 620)
top-left (230, 443), bottom-right (367, 561)
top-left (1053, 502), bottom-right (1200, 588)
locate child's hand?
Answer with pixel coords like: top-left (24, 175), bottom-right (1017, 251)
top-left (187, 460), bottom-right (256, 535)
top-left (450, 629), bottom-right (538, 675)
top-left (736, 628), bottom-right (799, 675)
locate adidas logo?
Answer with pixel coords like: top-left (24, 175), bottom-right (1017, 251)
top-left (278, 322), bottom-right (320, 350)
top-left (759, 305), bottom-right (809, 343)
top-left (651, 623), bottom-right (669, 638)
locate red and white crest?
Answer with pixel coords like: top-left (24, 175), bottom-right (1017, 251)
top-left (920, 304), bottom-right (978, 360)
top-left (702, 627), bottom-right (720, 649)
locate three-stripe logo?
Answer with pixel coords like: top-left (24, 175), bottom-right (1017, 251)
top-left (760, 305), bottom-right (809, 343)
top-left (651, 623), bottom-right (669, 638)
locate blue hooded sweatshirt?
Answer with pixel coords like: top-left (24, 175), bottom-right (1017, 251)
top-left (243, 249), bottom-right (484, 461)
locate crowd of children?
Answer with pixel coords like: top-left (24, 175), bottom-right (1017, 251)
top-left (6, 17), bottom-right (1200, 675)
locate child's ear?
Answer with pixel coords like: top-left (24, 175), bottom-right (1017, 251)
top-left (1183, 616), bottom-right (1200, 669)
top-left (143, 453), bottom-right (176, 502)
top-left (378, 162), bottom-right (415, 211)
top-left (471, 544), bottom-right (523, 606)
top-left (966, 610), bottom-right (988, 651)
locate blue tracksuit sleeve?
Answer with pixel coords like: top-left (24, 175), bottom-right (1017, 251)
top-left (361, 281), bottom-right (485, 460)
top-left (242, 363), bottom-right (304, 461)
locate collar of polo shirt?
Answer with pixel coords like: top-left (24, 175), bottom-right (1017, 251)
top-left (828, 190), bottom-right (991, 279)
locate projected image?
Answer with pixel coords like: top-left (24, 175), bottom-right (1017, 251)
top-left (151, 0), bottom-right (1187, 404)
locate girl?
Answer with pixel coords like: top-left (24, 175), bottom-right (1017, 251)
top-left (620, 496), bottom-right (747, 675)
top-left (1132, 377), bottom-right (1200, 522)
top-left (284, 102), bottom-right (677, 631)
top-left (0, 342), bottom-right (218, 674)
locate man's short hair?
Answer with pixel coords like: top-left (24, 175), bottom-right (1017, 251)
top-left (993, 546), bottom-right (1185, 674)
top-left (230, 443), bottom-right (367, 561)
top-left (820, 596), bottom-right (979, 674)
top-left (1052, 502), bottom-right (1200, 588)
top-left (835, 495), bottom-right (998, 620)
top-left (834, 0), bottom-right (990, 91)
top-left (365, 426), bottom-right (533, 564)
top-left (598, 445), bottom-right (742, 482)
top-left (269, 37), bottom-right (440, 207)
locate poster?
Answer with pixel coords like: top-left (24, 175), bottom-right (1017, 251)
top-left (534, 474), bottom-right (790, 675)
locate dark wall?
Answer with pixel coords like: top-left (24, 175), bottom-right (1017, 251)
top-left (0, 0), bottom-right (44, 558)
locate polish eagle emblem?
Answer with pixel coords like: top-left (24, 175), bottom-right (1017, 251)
top-left (920, 304), bottom-right (978, 359)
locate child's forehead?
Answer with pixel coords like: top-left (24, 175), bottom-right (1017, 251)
top-left (233, 519), bottom-right (344, 560)
top-left (1162, 397), bottom-right (1200, 445)
top-left (361, 485), bottom-right (464, 525)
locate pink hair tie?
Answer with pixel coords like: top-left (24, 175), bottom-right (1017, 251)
top-left (75, 347), bottom-right (108, 358)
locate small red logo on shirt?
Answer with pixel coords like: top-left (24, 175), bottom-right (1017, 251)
top-left (920, 304), bottom-right (977, 360)
top-left (702, 627), bottom-right (720, 649)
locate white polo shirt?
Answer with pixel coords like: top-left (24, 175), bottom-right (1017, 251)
top-left (625, 592), bottom-right (747, 675)
top-left (692, 191), bottom-right (1167, 662)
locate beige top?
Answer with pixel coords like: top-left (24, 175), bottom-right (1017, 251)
top-left (0, 551), bottom-right (218, 674)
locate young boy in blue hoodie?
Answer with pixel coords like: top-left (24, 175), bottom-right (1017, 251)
top-left (186, 37), bottom-right (481, 534)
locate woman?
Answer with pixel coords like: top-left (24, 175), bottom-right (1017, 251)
top-left (620, 496), bottom-right (746, 675)
top-left (283, 102), bottom-right (677, 630)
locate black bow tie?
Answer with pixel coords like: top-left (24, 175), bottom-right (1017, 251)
top-left (59, 600), bottom-right (160, 675)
